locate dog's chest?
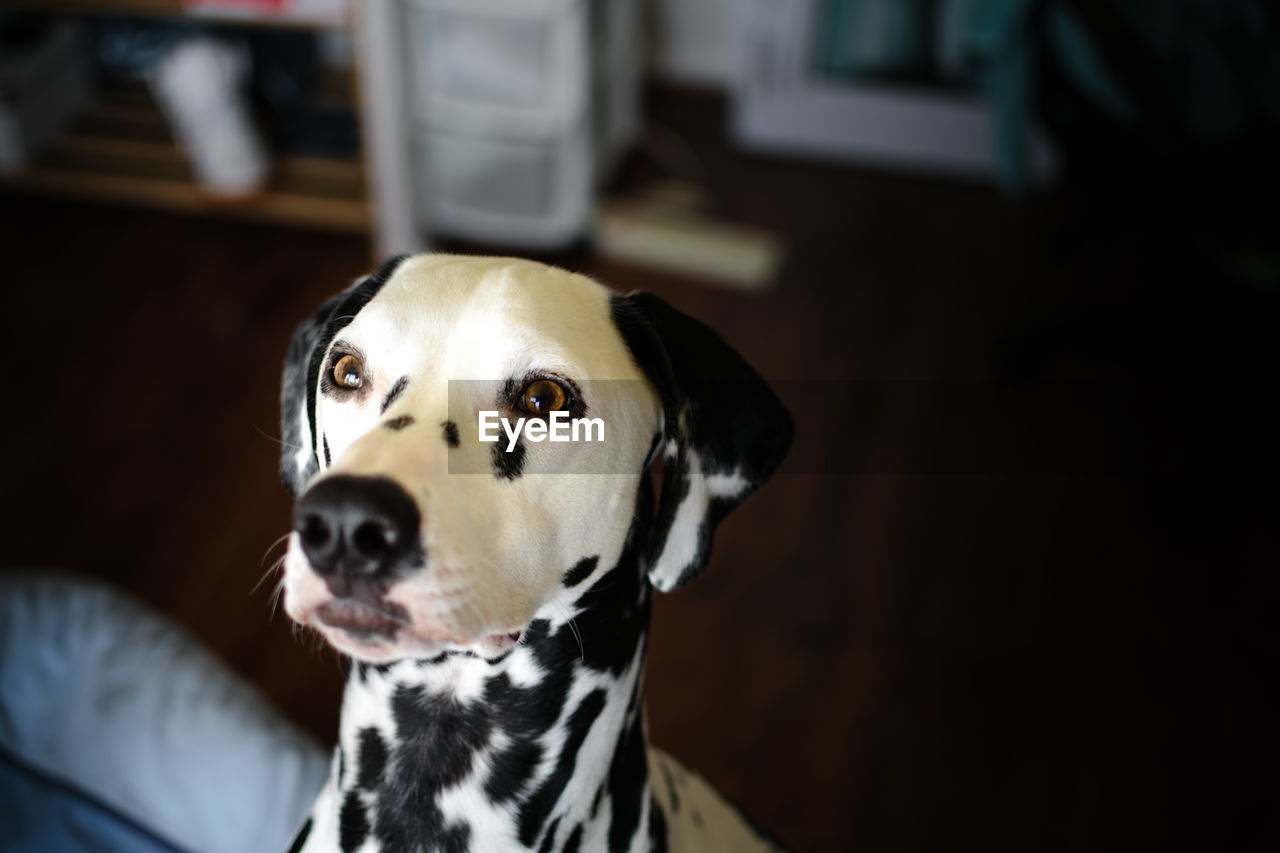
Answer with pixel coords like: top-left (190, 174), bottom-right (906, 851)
top-left (291, 642), bottom-right (661, 853)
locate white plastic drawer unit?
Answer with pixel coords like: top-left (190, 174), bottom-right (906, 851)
top-left (406, 0), bottom-right (589, 133)
top-left (418, 121), bottom-right (592, 247)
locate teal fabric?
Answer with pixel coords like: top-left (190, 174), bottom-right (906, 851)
top-left (810, 0), bottom-right (1277, 188)
top-left (1043, 4), bottom-right (1133, 125)
top-left (966, 0), bottom-right (1278, 185)
top-left (816, 0), bottom-right (933, 81)
top-left (967, 0), bottom-right (1038, 189)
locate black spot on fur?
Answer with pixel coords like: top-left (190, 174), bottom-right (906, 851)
top-left (381, 375), bottom-right (409, 413)
top-left (485, 739), bottom-right (544, 803)
top-left (475, 640), bottom-right (578, 807)
top-left (520, 618), bottom-right (553, 651)
top-left (592, 785), bottom-right (605, 818)
top-left (339, 791), bottom-right (369, 853)
top-left (649, 797), bottom-right (670, 853)
top-left (567, 503), bottom-right (654, 676)
top-left (438, 822), bottom-right (471, 853)
top-left (392, 686), bottom-right (494, 787)
top-left (483, 668), bottom-right (570, 740)
top-left (647, 450), bottom-right (704, 587)
top-left (384, 415), bottom-right (415, 431)
top-left (607, 710), bottom-right (649, 852)
top-left (323, 435), bottom-right (331, 467)
top-left (356, 727), bottom-right (388, 791)
top-left (286, 817), bottom-right (312, 853)
top-left (336, 745), bottom-right (345, 786)
top-left (353, 661), bottom-right (391, 684)
top-left (562, 555), bottom-right (599, 588)
top-left (373, 685), bottom-right (494, 850)
top-left (492, 436), bottom-right (526, 480)
top-left (623, 669), bottom-right (644, 716)
top-left (519, 690), bottom-right (607, 846)
top-left (645, 431), bottom-right (662, 465)
top-left (563, 823), bottom-right (584, 853)
top-left (660, 759), bottom-right (680, 812)
top-left (281, 291), bottom-right (344, 495)
top-left (537, 817), bottom-right (562, 853)
top-left (442, 420), bottom-right (460, 448)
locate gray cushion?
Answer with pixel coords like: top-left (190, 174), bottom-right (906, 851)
top-left (0, 571), bottom-right (328, 853)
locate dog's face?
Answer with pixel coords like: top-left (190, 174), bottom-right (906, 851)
top-left (279, 254), bottom-right (792, 664)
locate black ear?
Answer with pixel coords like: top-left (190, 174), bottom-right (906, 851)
top-left (279, 255), bottom-right (410, 497)
top-left (611, 292), bottom-right (793, 591)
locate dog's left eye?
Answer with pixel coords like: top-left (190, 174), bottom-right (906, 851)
top-left (518, 378), bottom-right (568, 414)
top-left (332, 354), bottom-right (364, 390)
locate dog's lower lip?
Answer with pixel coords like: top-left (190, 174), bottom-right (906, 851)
top-left (315, 599), bottom-right (404, 638)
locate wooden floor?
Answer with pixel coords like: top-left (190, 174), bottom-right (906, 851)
top-left (1, 87), bottom-right (1273, 852)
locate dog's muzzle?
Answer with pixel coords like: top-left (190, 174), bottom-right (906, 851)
top-left (293, 474), bottom-right (422, 598)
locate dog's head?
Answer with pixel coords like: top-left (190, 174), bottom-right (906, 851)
top-left (279, 254), bottom-right (791, 663)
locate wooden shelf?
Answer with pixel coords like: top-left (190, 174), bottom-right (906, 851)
top-left (17, 0), bottom-right (185, 15)
top-left (0, 82), bottom-right (370, 232)
top-left (15, 1), bottom-right (350, 31)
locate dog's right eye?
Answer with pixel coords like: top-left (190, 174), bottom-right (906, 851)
top-left (332, 354), bottom-right (364, 390)
top-left (518, 378), bottom-right (569, 414)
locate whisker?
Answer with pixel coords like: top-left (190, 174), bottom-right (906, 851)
top-left (267, 575), bottom-right (286, 618)
top-left (550, 599), bottom-right (585, 662)
top-left (251, 552), bottom-right (289, 596)
top-left (260, 532), bottom-right (293, 567)
top-left (255, 424), bottom-right (303, 451)
top-left (566, 616), bottom-right (584, 662)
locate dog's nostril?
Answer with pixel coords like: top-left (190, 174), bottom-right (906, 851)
top-left (300, 514), bottom-right (331, 549)
top-left (294, 475), bottom-right (420, 582)
top-left (352, 520), bottom-right (395, 559)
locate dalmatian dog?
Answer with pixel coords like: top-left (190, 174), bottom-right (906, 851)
top-left (278, 254), bottom-right (792, 853)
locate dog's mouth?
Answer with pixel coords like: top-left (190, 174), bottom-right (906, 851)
top-left (315, 598), bottom-right (407, 640)
top-left (313, 598), bottom-right (524, 657)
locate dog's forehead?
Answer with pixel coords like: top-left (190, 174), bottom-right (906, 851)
top-left (338, 255), bottom-right (637, 380)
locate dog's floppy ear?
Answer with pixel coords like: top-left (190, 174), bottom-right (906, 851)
top-left (611, 292), bottom-right (793, 591)
top-left (279, 255), bottom-right (410, 497)
top-left (280, 290), bottom-right (347, 497)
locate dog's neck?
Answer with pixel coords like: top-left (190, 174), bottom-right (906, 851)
top-left (327, 490), bottom-right (665, 853)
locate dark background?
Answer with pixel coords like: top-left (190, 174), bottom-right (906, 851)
top-left (3, 28), bottom-right (1278, 853)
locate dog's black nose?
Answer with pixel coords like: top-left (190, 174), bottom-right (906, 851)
top-left (293, 475), bottom-right (422, 587)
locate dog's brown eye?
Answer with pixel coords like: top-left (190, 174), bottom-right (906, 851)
top-left (519, 378), bottom-right (568, 414)
top-left (332, 354), bottom-right (364, 390)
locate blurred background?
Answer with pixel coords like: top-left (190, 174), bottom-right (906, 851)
top-left (1, 1), bottom-right (1277, 850)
